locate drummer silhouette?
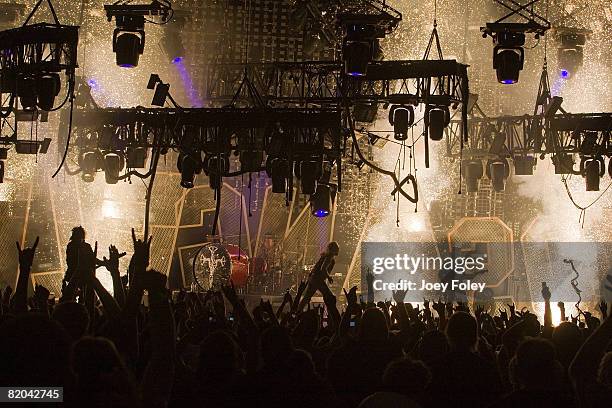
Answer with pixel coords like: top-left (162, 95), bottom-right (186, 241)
top-left (296, 241), bottom-right (339, 311)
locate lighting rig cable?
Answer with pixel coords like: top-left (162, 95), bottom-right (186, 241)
top-left (346, 107), bottom-right (418, 205)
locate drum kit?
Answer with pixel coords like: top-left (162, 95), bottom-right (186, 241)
top-left (191, 235), bottom-right (313, 295)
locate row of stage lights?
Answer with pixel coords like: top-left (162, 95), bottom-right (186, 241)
top-left (488, 28), bottom-right (589, 84)
top-left (77, 141), bottom-right (335, 218)
top-left (462, 155), bottom-right (612, 193)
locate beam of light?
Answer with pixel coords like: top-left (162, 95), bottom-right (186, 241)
top-left (101, 199), bottom-right (120, 219)
top-left (551, 74), bottom-right (568, 97)
top-left (171, 57), bottom-right (204, 107)
top-left (87, 78), bottom-right (100, 90)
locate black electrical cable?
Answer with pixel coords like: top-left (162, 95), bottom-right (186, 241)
top-left (212, 187), bottom-right (221, 236)
top-left (51, 95), bottom-right (74, 178)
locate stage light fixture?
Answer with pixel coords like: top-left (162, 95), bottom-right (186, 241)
top-left (147, 73), bottom-right (161, 89)
top-left (492, 32), bottom-right (525, 84)
top-left (342, 23), bottom-right (376, 76)
top-left (15, 138), bottom-right (51, 154)
top-left (152, 82), bottom-right (170, 106)
top-left (463, 159), bottom-right (483, 193)
top-left (36, 73), bottom-right (61, 111)
top-left (513, 155), bottom-right (535, 175)
top-left (544, 96), bottom-right (564, 117)
top-left (310, 184), bottom-right (332, 217)
top-left (389, 105), bottom-right (414, 141)
top-left (239, 150), bottom-right (263, 173)
top-left (104, 152), bottom-right (124, 184)
top-left (344, 40), bottom-right (371, 77)
top-left (487, 159), bottom-right (510, 192)
top-left (206, 156), bottom-right (226, 190)
top-left (177, 153), bottom-right (199, 189)
top-left (270, 158), bottom-right (289, 193)
top-left (114, 28), bottom-right (144, 68)
top-left (582, 157), bottom-right (604, 191)
top-left (428, 106), bottom-right (450, 141)
top-left (17, 75), bottom-right (37, 111)
top-left (482, 2), bottom-right (549, 85)
top-left (126, 147), bottom-right (147, 168)
top-left (494, 49), bottom-right (523, 84)
top-left (552, 154), bottom-right (575, 174)
top-left (556, 30), bottom-right (588, 79)
top-left (299, 160), bottom-right (320, 195)
top-left (80, 151), bottom-right (99, 183)
top-left (162, 12), bottom-right (188, 62)
top-left (105, 1), bottom-right (172, 68)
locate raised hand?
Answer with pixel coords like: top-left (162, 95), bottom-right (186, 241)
top-left (297, 280), bottom-right (307, 295)
top-left (541, 282), bottom-right (551, 301)
top-left (343, 285), bottom-right (358, 307)
top-left (16, 236), bottom-right (39, 270)
top-left (33, 284), bottom-right (50, 302)
top-left (260, 298), bottom-right (276, 321)
top-left (365, 269), bottom-right (374, 288)
top-left (99, 244), bottom-right (126, 272)
top-left (131, 228), bottom-right (152, 270)
top-left (507, 303), bottom-right (516, 317)
top-left (283, 290), bottom-right (293, 305)
top-left (221, 280), bottom-right (239, 305)
top-left (392, 285), bottom-right (408, 305)
top-left (499, 307), bottom-right (508, 322)
top-left (475, 304), bottom-right (485, 319)
top-left (432, 299), bottom-right (446, 318)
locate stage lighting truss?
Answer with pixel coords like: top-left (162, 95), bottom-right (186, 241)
top-left (481, 0), bottom-right (550, 84)
top-left (0, 0), bottom-right (78, 160)
top-left (104, 0), bottom-right (172, 68)
top-left (60, 107), bottom-right (343, 193)
top-left (445, 113), bottom-right (612, 176)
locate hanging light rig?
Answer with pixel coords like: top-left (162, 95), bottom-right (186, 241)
top-left (555, 27), bottom-right (590, 79)
top-left (104, 1), bottom-right (172, 68)
top-left (481, 0), bottom-right (550, 84)
top-left (0, 0), bottom-right (79, 166)
top-left (337, 7), bottom-right (401, 77)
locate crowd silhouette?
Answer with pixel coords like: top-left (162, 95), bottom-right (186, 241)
top-left (0, 228), bottom-right (611, 408)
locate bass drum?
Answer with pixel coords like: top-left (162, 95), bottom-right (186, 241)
top-left (226, 244), bottom-right (249, 287)
top-left (192, 243), bottom-right (232, 291)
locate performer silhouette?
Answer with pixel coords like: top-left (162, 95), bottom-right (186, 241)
top-left (296, 241), bottom-right (339, 311)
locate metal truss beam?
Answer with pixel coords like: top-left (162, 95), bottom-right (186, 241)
top-left (203, 60), bottom-right (469, 108)
top-left (62, 107), bottom-right (342, 155)
top-left (445, 112), bottom-right (612, 157)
